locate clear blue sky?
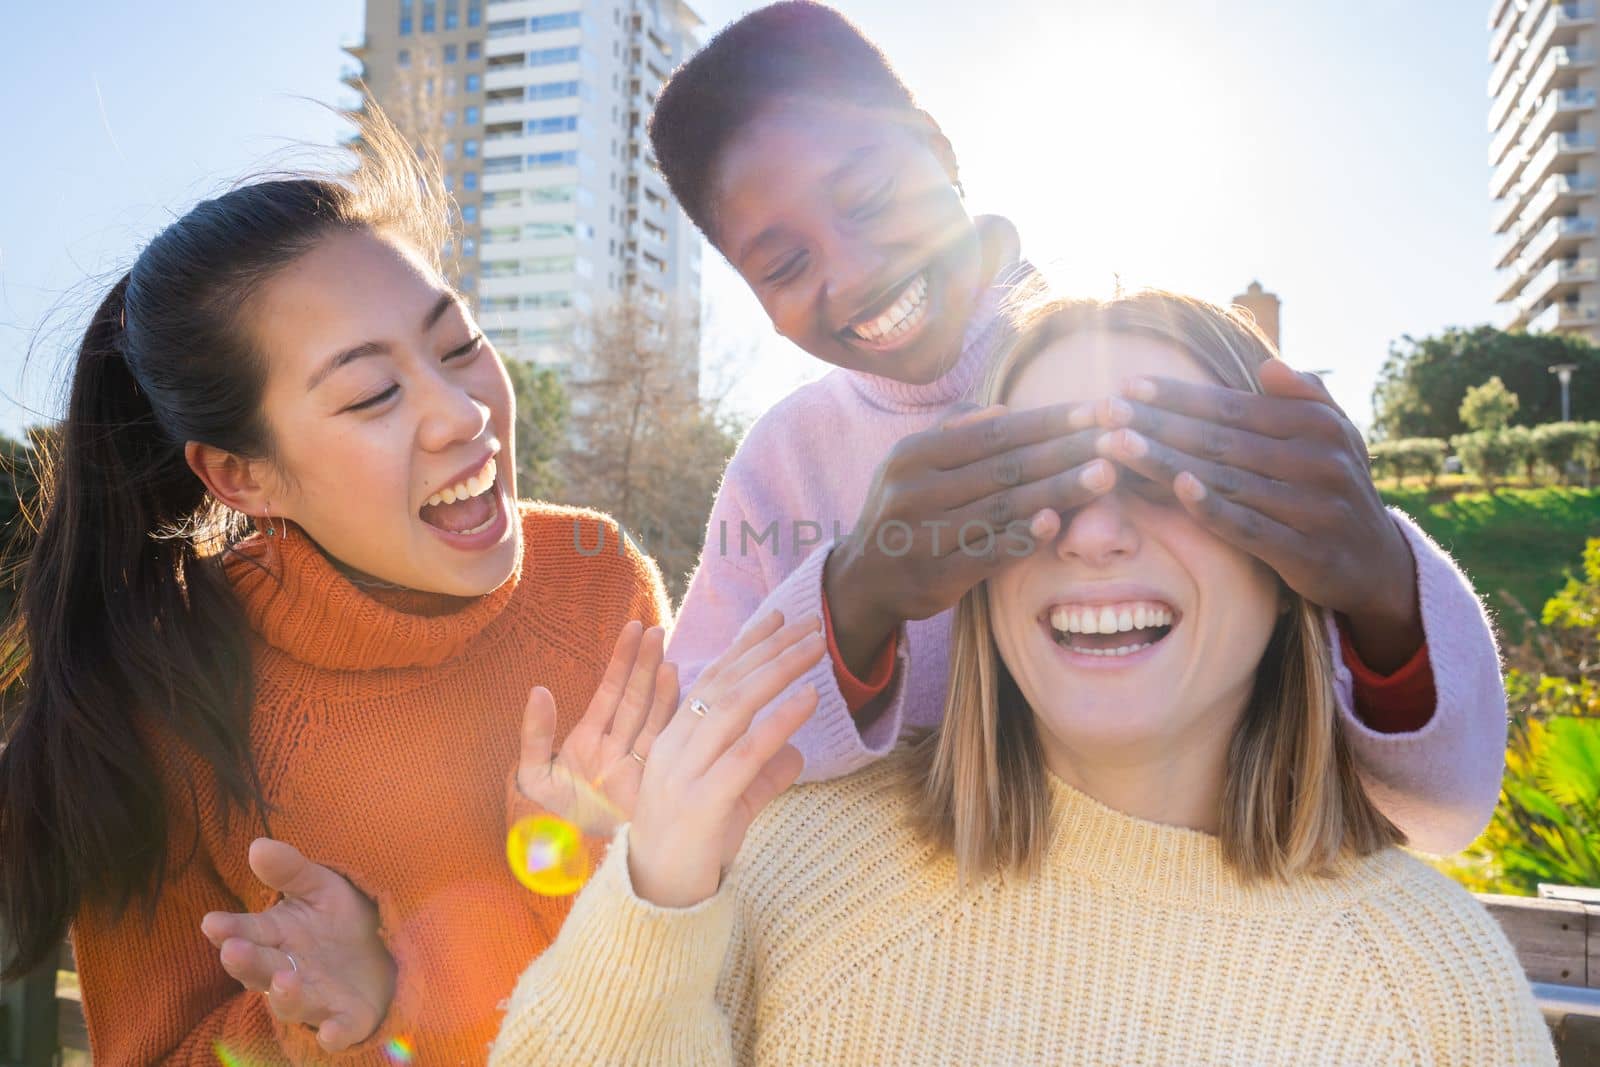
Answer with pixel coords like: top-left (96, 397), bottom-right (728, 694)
top-left (0, 1), bottom-right (1501, 436)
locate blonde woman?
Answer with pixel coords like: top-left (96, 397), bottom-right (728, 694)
top-left (490, 291), bottom-right (1552, 1065)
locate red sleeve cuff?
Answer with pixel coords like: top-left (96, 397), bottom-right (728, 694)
top-left (1337, 617), bottom-right (1436, 734)
top-left (822, 592), bottom-right (898, 715)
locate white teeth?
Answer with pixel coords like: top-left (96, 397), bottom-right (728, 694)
top-left (424, 456), bottom-right (497, 509)
top-left (1046, 600), bottom-right (1177, 636)
top-left (851, 273), bottom-right (929, 343)
top-left (1070, 641), bottom-right (1155, 658)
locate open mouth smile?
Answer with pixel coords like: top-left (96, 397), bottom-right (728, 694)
top-left (841, 269), bottom-right (933, 351)
top-left (1041, 598), bottom-right (1180, 659)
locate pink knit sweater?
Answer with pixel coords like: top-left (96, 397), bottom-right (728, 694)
top-left (667, 254), bottom-right (1506, 856)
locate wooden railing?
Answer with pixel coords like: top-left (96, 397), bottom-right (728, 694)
top-left (6, 890), bottom-right (1600, 1064)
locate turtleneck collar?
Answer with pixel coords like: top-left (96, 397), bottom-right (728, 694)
top-left (846, 215), bottom-right (1029, 413)
top-left (1039, 772), bottom-right (1397, 912)
top-left (225, 519), bottom-right (523, 672)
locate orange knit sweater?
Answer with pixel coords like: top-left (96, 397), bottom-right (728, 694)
top-left (73, 502), bottom-right (669, 1065)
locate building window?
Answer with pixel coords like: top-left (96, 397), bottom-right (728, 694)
top-left (529, 46), bottom-right (581, 66)
top-left (465, 73), bottom-right (482, 92)
top-left (485, 156), bottom-right (524, 174)
top-left (466, 41), bottom-right (481, 60)
top-left (529, 12), bottom-right (581, 31)
top-left (463, 171), bottom-right (479, 190)
top-left (462, 204), bottom-right (478, 223)
top-left (443, 110), bottom-right (458, 126)
top-left (400, 15), bottom-right (413, 34)
top-left (464, 138), bottom-right (480, 158)
top-left (444, 1), bottom-right (460, 30)
top-left (462, 238), bottom-right (477, 257)
top-left (444, 44), bottom-right (458, 63)
top-left (465, 105), bottom-right (481, 124)
top-left (443, 173), bottom-right (456, 191)
top-left (527, 80), bottom-right (579, 100)
top-left (460, 273), bottom-right (475, 292)
top-left (442, 141), bottom-right (457, 160)
top-left (445, 76), bottom-right (458, 95)
top-left (488, 18), bottom-right (525, 37)
top-left (529, 185), bottom-right (575, 202)
top-left (526, 222), bottom-right (577, 240)
top-left (422, 13), bottom-right (436, 31)
top-left (398, 49), bottom-right (412, 67)
top-left (467, 1), bottom-right (482, 27)
top-left (483, 189), bottom-right (521, 207)
top-left (528, 150), bottom-right (579, 169)
top-left (526, 115), bottom-right (579, 135)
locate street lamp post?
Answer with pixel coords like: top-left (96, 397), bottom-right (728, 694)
top-left (1550, 363), bottom-right (1579, 422)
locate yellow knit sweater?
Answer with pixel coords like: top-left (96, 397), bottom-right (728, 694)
top-left (491, 762), bottom-right (1553, 1066)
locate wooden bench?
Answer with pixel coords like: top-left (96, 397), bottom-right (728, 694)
top-left (7, 891), bottom-right (1600, 1063)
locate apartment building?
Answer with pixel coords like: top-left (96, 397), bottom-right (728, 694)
top-left (1490, 0), bottom-right (1600, 339)
top-left (344, 0), bottom-right (704, 369)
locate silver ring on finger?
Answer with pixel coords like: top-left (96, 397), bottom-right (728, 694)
top-left (628, 748), bottom-right (647, 766)
top-left (687, 697), bottom-right (711, 718)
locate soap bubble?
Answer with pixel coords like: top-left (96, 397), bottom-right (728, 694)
top-left (383, 1036), bottom-right (416, 1063)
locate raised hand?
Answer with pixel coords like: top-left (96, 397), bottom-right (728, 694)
top-left (200, 839), bottom-right (395, 1051)
top-left (627, 611), bottom-right (826, 909)
top-left (825, 403), bottom-right (1111, 676)
top-left (1090, 359), bottom-right (1423, 671)
top-left (516, 620), bottom-right (678, 826)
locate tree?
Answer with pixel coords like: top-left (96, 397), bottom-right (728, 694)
top-left (556, 298), bottom-right (742, 604)
top-left (1459, 375), bottom-right (1520, 432)
top-left (500, 356), bottom-right (569, 502)
top-left (1372, 326), bottom-right (1600, 440)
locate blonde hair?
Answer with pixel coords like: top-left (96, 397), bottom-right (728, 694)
top-left (903, 287), bottom-right (1403, 883)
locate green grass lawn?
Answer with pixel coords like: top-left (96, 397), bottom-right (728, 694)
top-left (1379, 485), bottom-right (1600, 635)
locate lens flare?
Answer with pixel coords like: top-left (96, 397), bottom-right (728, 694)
top-left (384, 1036), bottom-right (416, 1063)
top-left (214, 1042), bottom-right (271, 1067)
top-left (507, 813), bottom-right (589, 895)
top-left (507, 762), bottom-right (626, 896)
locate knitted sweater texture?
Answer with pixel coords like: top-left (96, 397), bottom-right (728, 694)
top-left (74, 502), bottom-right (669, 1066)
top-left (491, 762), bottom-right (1555, 1066)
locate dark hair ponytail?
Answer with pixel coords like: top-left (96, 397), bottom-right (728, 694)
top-left (0, 105), bottom-right (452, 978)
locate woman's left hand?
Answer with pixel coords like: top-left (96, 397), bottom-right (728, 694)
top-left (200, 838), bottom-right (396, 1051)
top-left (1086, 358), bottom-right (1423, 671)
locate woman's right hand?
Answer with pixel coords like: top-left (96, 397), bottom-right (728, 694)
top-left (824, 402), bottom-right (1110, 675)
top-left (627, 611), bottom-right (826, 909)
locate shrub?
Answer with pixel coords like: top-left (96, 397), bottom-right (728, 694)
top-left (1531, 421), bottom-right (1600, 484)
top-left (1451, 428), bottom-right (1529, 489)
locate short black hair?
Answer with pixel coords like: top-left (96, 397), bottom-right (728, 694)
top-left (649, 1), bottom-right (919, 246)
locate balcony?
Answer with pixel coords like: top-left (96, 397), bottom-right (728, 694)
top-left (339, 64), bottom-right (366, 89)
top-left (1491, 0), bottom-right (1514, 33)
top-left (1530, 300), bottom-right (1600, 332)
top-left (1521, 213), bottom-right (1598, 267)
top-left (1496, 261), bottom-right (1530, 303)
top-left (1491, 30), bottom-right (1526, 96)
top-left (1522, 171), bottom-right (1600, 232)
top-left (1521, 255), bottom-right (1600, 308)
top-left (340, 35), bottom-right (368, 59)
top-left (1555, 1), bottom-right (1598, 38)
top-left (1517, 86), bottom-right (1596, 158)
top-left (1513, 128), bottom-right (1598, 195)
top-left (1496, 219), bottom-right (1530, 269)
top-left (1526, 45), bottom-right (1596, 103)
